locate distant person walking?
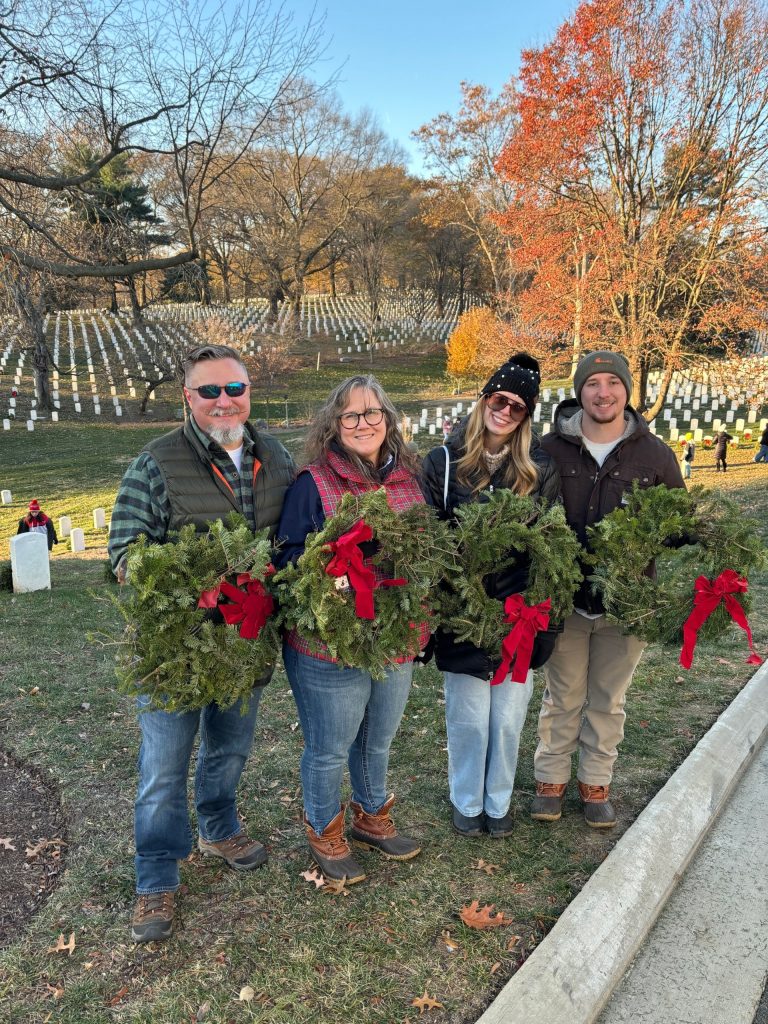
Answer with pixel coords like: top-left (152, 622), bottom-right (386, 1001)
top-left (753, 425), bottom-right (768, 464)
top-left (681, 434), bottom-right (695, 480)
top-left (714, 429), bottom-right (733, 472)
top-left (442, 415), bottom-right (453, 441)
top-left (17, 499), bottom-right (57, 550)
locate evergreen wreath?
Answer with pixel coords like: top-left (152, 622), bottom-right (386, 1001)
top-left (274, 488), bottom-right (455, 676)
top-left (112, 516), bottom-right (280, 712)
top-left (441, 489), bottom-right (583, 652)
top-left (588, 483), bottom-right (766, 646)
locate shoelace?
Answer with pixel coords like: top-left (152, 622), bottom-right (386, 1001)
top-left (580, 784), bottom-right (609, 801)
top-left (538, 782), bottom-right (566, 796)
top-left (136, 893), bottom-right (173, 920)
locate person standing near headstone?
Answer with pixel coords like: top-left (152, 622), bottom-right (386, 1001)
top-left (108, 344), bottom-right (295, 944)
top-left (17, 499), bottom-right (57, 550)
top-left (753, 424), bottom-right (768, 464)
top-left (530, 351), bottom-right (685, 829)
top-left (714, 429), bottom-right (733, 472)
top-left (681, 433), bottom-right (695, 480)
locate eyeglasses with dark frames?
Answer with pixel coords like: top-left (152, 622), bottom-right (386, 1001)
top-left (485, 393), bottom-right (528, 418)
top-left (188, 382), bottom-right (250, 399)
top-left (338, 408), bottom-right (385, 429)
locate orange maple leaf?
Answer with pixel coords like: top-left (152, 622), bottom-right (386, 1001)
top-left (411, 990), bottom-right (444, 1014)
top-left (47, 932), bottom-right (75, 956)
top-left (459, 900), bottom-right (513, 930)
top-left (471, 858), bottom-right (500, 875)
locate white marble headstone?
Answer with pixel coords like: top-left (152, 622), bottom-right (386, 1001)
top-left (11, 533), bottom-right (51, 593)
top-left (59, 515), bottom-right (72, 538)
top-left (93, 507), bottom-right (106, 529)
top-left (70, 528), bottom-right (86, 552)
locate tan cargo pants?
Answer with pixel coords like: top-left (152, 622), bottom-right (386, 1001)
top-left (533, 612), bottom-right (646, 786)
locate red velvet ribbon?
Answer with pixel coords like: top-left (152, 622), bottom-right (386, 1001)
top-left (325, 519), bottom-right (406, 620)
top-left (491, 595), bottom-right (551, 685)
top-left (197, 572), bottom-right (274, 640)
top-left (679, 569), bottom-right (763, 670)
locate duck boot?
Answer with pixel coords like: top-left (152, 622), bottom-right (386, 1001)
top-left (349, 795), bottom-right (421, 860)
top-left (305, 805), bottom-right (366, 884)
top-left (530, 781), bottom-right (567, 821)
top-left (578, 782), bottom-right (617, 829)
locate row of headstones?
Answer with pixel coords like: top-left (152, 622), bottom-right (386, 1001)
top-left (1, 493), bottom-right (108, 552)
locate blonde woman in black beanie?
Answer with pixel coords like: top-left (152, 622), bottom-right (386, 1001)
top-left (421, 353), bottom-right (561, 838)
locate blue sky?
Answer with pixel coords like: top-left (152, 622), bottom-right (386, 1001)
top-left (289, 0), bottom-right (576, 172)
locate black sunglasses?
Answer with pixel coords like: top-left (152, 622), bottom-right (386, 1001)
top-left (188, 382), bottom-right (250, 399)
top-left (485, 393), bottom-right (528, 418)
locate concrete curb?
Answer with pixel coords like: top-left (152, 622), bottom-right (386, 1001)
top-left (477, 659), bottom-right (768, 1024)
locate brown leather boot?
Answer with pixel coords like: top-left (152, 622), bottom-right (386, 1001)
top-left (578, 782), bottom-right (617, 829)
top-left (305, 805), bottom-right (366, 883)
top-left (349, 794), bottom-right (421, 860)
top-left (530, 781), bottom-right (567, 821)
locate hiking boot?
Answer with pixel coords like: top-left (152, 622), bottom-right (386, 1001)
top-left (578, 782), bottom-right (617, 829)
top-left (530, 781), bottom-right (567, 821)
top-left (305, 805), bottom-right (366, 884)
top-left (485, 810), bottom-right (514, 838)
top-left (349, 795), bottom-right (421, 860)
top-left (452, 806), bottom-right (485, 837)
top-left (131, 892), bottom-right (174, 943)
top-left (198, 832), bottom-right (268, 870)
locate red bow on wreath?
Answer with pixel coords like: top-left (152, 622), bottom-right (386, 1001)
top-left (491, 595), bottom-right (551, 685)
top-left (197, 572), bottom-right (275, 640)
top-left (325, 520), bottom-right (406, 620)
top-left (679, 569), bottom-right (763, 670)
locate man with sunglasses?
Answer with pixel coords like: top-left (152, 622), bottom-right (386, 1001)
top-left (531, 350), bottom-right (684, 829)
top-left (109, 343), bottom-right (294, 943)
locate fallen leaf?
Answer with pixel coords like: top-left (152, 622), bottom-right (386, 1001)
top-left (0, 838), bottom-right (16, 851)
top-left (47, 932), bottom-right (75, 956)
top-left (675, 675), bottom-right (685, 684)
top-left (506, 934), bottom-right (521, 950)
top-left (638, 721), bottom-right (649, 729)
top-left (459, 900), bottom-right (513, 930)
top-left (196, 1000), bottom-right (211, 1020)
top-left (45, 983), bottom-right (64, 1000)
top-left (717, 658), bottom-right (734, 666)
top-left (411, 990), bottom-right (444, 1014)
top-left (300, 868), bottom-right (325, 889)
top-left (26, 838), bottom-right (52, 859)
top-left (322, 875), bottom-right (350, 896)
top-left (29, 686), bottom-right (40, 695)
top-left (440, 929), bottom-right (459, 952)
top-left (239, 986), bottom-right (255, 1002)
top-left (107, 986), bottom-right (128, 1006)
top-left (490, 962), bottom-right (501, 975)
top-left (472, 859), bottom-right (500, 876)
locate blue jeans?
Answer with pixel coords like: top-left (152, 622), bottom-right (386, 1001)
top-left (283, 644), bottom-right (413, 833)
top-left (444, 670), bottom-right (533, 819)
top-left (134, 690), bottom-right (262, 893)
top-left (754, 445), bottom-right (768, 463)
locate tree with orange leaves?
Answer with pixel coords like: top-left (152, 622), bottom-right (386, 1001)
top-left (496, 0), bottom-right (768, 417)
top-left (447, 307), bottom-right (512, 387)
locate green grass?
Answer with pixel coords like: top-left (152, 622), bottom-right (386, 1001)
top-left (0, 426), bottom-right (766, 1023)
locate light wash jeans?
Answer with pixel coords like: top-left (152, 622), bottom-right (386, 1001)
top-left (444, 670), bottom-right (534, 819)
top-left (134, 690), bottom-right (262, 893)
top-left (283, 644), bottom-right (413, 834)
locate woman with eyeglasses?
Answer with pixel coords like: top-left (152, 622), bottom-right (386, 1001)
top-left (274, 375), bottom-right (426, 884)
top-left (421, 353), bottom-right (560, 838)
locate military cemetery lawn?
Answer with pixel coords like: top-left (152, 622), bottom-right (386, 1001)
top-left (0, 414), bottom-right (766, 1023)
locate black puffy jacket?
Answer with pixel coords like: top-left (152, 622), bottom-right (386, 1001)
top-left (421, 427), bottom-right (562, 681)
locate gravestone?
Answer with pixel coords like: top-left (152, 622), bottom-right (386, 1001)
top-left (11, 533), bottom-right (50, 593)
top-left (70, 528), bottom-right (86, 552)
top-left (59, 515), bottom-right (72, 538)
top-left (93, 507), bottom-right (106, 529)
top-left (1, 490), bottom-right (11, 504)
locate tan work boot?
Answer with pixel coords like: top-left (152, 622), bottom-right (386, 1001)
top-left (530, 781), bottom-right (567, 821)
top-left (578, 782), bottom-right (617, 829)
top-left (349, 795), bottom-right (421, 860)
top-left (305, 805), bottom-right (366, 883)
top-left (198, 832), bottom-right (268, 870)
top-left (131, 892), bottom-right (175, 943)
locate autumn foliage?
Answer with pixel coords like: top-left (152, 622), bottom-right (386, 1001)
top-left (496, 0), bottom-right (768, 416)
top-left (446, 308), bottom-right (514, 384)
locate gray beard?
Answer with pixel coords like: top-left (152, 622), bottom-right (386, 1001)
top-left (206, 422), bottom-right (245, 447)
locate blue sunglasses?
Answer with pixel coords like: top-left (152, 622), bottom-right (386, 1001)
top-left (188, 382), bottom-right (250, 399)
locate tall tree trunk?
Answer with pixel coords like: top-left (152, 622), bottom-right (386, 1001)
top-left (127, 277), bottom-right (143, 323)
top-left (110, 281), bottom-right (119, 314)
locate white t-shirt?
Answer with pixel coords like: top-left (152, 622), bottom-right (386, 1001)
top-left (227, 444), bottom-right (244, 473)
top-left (581, 435), bottom-right (620, 468)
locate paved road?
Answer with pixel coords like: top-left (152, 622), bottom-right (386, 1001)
top-left (597, 737), bottom-right (768, 1024)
